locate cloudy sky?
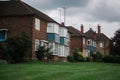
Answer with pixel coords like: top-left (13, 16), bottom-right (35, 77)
top-left (22, 0), bottom-right (120, 38)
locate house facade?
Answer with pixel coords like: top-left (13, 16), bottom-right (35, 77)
top-left (0, 0), bottom-right (69, 61)
top-left (84, 24), bottom-right (110, 55)
top-left (66, 25), bottom-right (88, 57)
top-left (47, 22), bottom-right (69, 61)
top-left (67, 24), bottom-right (110, 57)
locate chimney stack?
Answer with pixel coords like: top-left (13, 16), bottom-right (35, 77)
top-left (97, 24), bottom-right (101, 36)
top-left (61, 22), bottom-right (65, 26)
top-left (80, 24), bottom-right (84, 33)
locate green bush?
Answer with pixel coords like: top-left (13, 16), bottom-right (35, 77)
top-left (90, 51), bottom-right (102, 62)
top-left (36, 46), bottom-right (52, 61)
top-left (2, 32), bottom-right (31, 63)
top-left (103, 55), bottom-right (120, 63)
top-left (67, 56), bottom-right (74, 62)
top-left (73, 49), bottom-right (86, 62)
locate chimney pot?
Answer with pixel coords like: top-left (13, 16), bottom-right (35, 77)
top-left (61, 22), bottom-right (65, 26)
top-left (98, 24), bottom-right (101, 36)
top-left (80, 24), bottom-right (84, 33)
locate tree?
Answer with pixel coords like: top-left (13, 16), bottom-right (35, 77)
top-left (110, 28), bottom-right (120, 56)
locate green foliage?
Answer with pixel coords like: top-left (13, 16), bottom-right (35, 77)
top-left (103, 55), bottom-right (120, 63)
top-left (36, 46), bottom-right (52, 61)
top-left (2, 32), bottom-right (31, 63)
top-left (110, 28), bottom-right (120, 56)
top-left (73, 49), bottom-right (86, 62)
top-left (67, 56), bottom-right (74, 62)
top-left (90, 51), bottom-right (102, 62)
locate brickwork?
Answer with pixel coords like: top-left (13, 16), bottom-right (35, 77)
top-left (0, 16), bottom-right (47, 59)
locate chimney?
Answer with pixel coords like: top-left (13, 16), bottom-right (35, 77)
top-left (97, 24), bottom-right (101, 36)
top-left (80, 24), bottom-right (84, 33)
top-left (61, 22), bottom-right (65, 26)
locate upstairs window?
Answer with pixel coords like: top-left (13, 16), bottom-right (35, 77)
top-left (88, 39), bottom-right (90, 45)
top-left (100, 43), bottom-right (103, 48)
top-left (0, 29), bottom-right (8, 42)
top-left (35, 18), bottom-right (40, 30)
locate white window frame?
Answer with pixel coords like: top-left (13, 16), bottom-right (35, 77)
top-left (35, 18), bottom-right (40, 30)
top-left (100, 42), bottom-right (103, 48)
top-left (35, 39), bottom-right (40, 51)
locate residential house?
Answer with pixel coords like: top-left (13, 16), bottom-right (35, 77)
top-left (85, 24), bottom-right (110, 55)
top-left (47, 22), bottom-right (69, 61)
top-left (0, 0), bottom-right (69, 61)
top-left (66, 25), bottom-right (88, 57)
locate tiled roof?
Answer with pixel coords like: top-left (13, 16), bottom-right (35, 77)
top-left (85, 28), bottom-right (96, 39)
top-left (0, 0), bottom-right (56, 22)
top-left (96, 33), bottom-right (110, 41)
top-left (66, 26), bottom-right (86, 37)
top-left (85, 28), bottom-right (109, 41)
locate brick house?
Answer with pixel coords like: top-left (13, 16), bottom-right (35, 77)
top-left (66, 25), bottom-right (88, 57)
top-left (67, 24), bottom-right (110, 57)
top-left (0, 0), bottom-right (69, 61)
top-left (85, 24), bottom-right (110, 55)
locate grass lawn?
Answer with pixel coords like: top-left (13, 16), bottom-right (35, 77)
top-left (0, 62), bottom-right (120, 80)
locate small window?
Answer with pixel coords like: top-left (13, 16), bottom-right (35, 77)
top-left (83, 38), bottom-right (85, 44)
top-left (35, 18), bottom-right (40, 30)
top-left (0, 30), bottom-right (7, 42)
top-left (35, 39), bottom-right (40, 51)
top-left (88, 40), bottom-right (90, 44)
top-left (100, 43), bottom-right (103, 48)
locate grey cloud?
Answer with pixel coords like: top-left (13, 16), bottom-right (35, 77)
top-left (23, 0), bottom-right (120, 23)
top-left (90, 2), bottom-right (120, 22)
top-left (23, 0), bottom-right (90, 10)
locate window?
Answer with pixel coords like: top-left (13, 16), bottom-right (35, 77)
top-left (88, 40), bottom-right (90, 45)
top-left (100, 43), bottom-right (103, 48)
top-left (83, 38), bottom-right (85, 44)
top-left (35, 39), bottom-right (40, 51)
top-left (35, 18), bottom-right (40, 30)
top-left (0, 29), bottom-right (7, 42)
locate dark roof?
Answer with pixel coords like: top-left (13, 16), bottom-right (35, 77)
top-left (85, 28), bottom-right (109, 41)
top-left (0, 0), bottom-right (56, 22)
top-left (85, 28), bottom-right (96, 39)
top-left (66, 26), bottom-right (86, 37)
top-left (96, 33), bottom-right (110, 41)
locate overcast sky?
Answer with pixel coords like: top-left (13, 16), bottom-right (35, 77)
top-left (22, 0), bottom-right (120, 38)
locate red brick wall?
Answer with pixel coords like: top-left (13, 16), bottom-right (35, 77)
top-left (0, 16), bottom-right (47, 60)
top-left (0, 16), bottom-right (33, 38)
top-left (96, 40), bottom-right (110, 55)
top-left (70, 36), bottom-right (82, 55)
top-left (31, 17), bottom-right (47, 59)
top-left (0, 16), bottom-right (33, 59)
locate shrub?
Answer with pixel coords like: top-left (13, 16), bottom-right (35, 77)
top-left (103, 55), bottom-right (120, 63)
top-left (67, 56), bottom-right (74, 62)
top-left (36, 46), bottom-right (52, 61)
top-left (90, 51), bottom-right (102, 62)
top-left (73, 49), bottom-right (86, 62)
top-left (2, 32), bottom-right (31, 63)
